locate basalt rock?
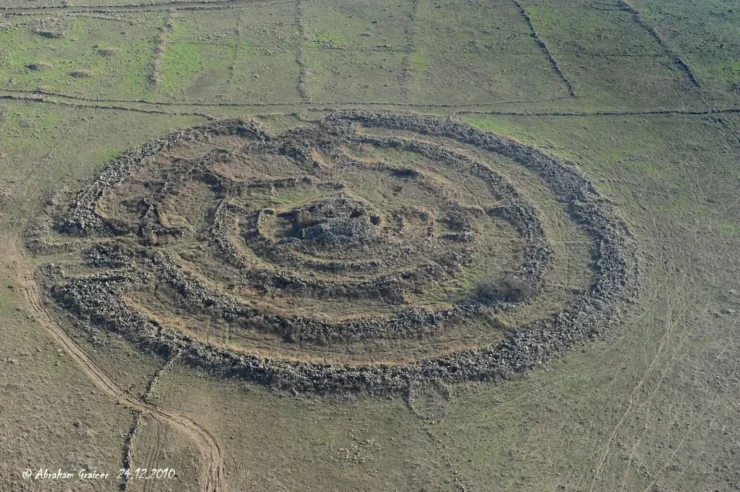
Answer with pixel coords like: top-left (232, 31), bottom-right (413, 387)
top-left (37, 112), bottom-right (638, 395)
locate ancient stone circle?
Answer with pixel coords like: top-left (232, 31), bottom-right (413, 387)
top-left (36, 111), bottom-right (636, 394)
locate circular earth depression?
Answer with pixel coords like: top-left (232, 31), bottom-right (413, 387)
top-left (40, 112), bottom-right (635, 394)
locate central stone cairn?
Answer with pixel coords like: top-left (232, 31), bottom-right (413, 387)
top-left (39, 112), bottom-right (635, 394)
top-left (289, 198), bottom-right (379, 245)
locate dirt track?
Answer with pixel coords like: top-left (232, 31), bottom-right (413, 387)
top-left (10, 236), bottom-right (225, 492)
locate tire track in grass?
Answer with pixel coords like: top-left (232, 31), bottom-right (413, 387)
top-left (4, 103), bottom-right (222, 491)
top-left (13, 239), bottom-right (225, 492)
top-left (588, 82), bottom-right (710, 490)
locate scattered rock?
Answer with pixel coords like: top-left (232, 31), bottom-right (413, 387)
top-left (97, 48), bottom-right (120, 56)
top-left (27, 62), bottom-right (53, 71)
top-left (35, 30), bottom-right (64, 39)
top-left (69, 69), bottom-right (93, 78)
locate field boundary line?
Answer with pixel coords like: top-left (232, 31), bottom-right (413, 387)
top-left (617, 0), bottom-right (701, 88)
top-left (2, 92), bottom-right (738, 118)
top-left (120, 352), bottom-right (180, 491)
top-left (0, 0), bottom-right (292, 15)
top-left (0, 93), bottom-right (216, 120)
top-left (455, 108), bottom-right (740, 117)
top-left (512, 0), bottom-right (576, 97)
top-left (120, 410), bottom-right (142, 492)
top-left (295, 0), bottom-right (311, 102)
top-left (149, 14), bottom-right (173, 89)
top-left (0, 88), bottom-right (572, 109)
top-left (400, 0), bottom-right (420, 101)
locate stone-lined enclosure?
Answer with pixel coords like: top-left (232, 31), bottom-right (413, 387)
top-left (34, 112), bottom-right (637, 394)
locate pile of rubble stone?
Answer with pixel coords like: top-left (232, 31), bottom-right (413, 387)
top-left (40, 112), bottom-right (637, 395)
